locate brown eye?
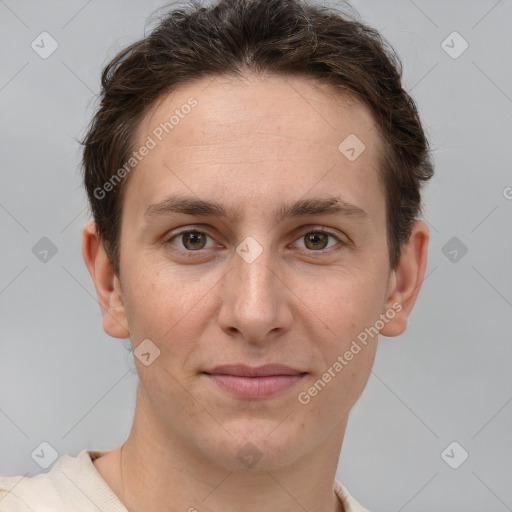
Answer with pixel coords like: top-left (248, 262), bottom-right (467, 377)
top-left (181, 232), bottom-right (206, 250)
top-left (294, 230), bottom-right (341, 252)
top-left (303, 232), bottom-right (330, 250)
top-left (170, 230), bottom-right (214, 251)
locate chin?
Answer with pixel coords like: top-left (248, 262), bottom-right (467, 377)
top-left (201, 418), bottom-right (310, 471)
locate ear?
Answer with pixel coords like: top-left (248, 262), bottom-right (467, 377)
top-left (82, 221), bottom-right (130, 339)
top-left (379, 220), bottom-right (429, 337)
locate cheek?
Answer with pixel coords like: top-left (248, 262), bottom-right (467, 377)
top-left (294, 269), bottom-right (383, 392)
top-left (123, 261), bottom-right (216, 346)
top-left (294, 267), bottom-right (385, 338)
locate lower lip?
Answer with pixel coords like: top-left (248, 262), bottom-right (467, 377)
top-left (204, 373), bottom-right (305, 399)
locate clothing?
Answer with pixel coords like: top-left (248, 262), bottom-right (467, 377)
top-left (0, 449), bottom-right (370, 511)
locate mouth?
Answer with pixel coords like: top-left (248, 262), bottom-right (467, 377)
top-left (202, 364), bottom-right (307, 399)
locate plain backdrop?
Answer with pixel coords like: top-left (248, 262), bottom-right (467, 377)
top-left (1, 1), bottom-right (511, 511)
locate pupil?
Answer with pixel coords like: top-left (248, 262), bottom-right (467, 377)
top-left (306, 233), bottom-right (327, 250)
top-left (186, 232), bottom-right (204, 249)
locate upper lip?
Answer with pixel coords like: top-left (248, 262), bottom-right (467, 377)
top-left (204, 364), bottom-right (306, 377)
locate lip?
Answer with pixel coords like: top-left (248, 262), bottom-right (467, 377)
top-left (203, 364), bottom-right (307, 399)
top-left (206, 364), bottom-right (304, 377)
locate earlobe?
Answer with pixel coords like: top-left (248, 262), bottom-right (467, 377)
top-left (379, 220), bottom-right (429, 338)
top-left (82, 221), bottom-right (130, 339)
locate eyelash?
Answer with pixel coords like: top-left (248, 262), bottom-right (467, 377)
top-left (163, 227), bottom-right (346, 258)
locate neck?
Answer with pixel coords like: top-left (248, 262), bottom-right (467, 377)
top-left (94, 387), bottom-right (347, 512)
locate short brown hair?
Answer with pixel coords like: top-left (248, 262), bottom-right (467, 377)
top-left (82, 0), bottom-right (434, 276)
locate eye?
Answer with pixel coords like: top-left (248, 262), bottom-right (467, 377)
top-left (167, 230), bottom-right (217, 251)
top-left (164, 227), bottom-right (346, 257)
top-left (292, 229), bottom-right (343, 252)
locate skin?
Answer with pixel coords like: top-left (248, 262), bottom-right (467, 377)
top-left (82, 72), bottom-right (429, 512)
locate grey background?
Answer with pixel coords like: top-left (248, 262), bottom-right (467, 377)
top-left (0, 0), bottom-right (511, 511)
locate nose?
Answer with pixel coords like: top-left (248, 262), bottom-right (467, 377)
top-left (217, 241), bottom-right (293, 346)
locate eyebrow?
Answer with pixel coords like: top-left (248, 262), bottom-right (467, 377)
top-left (143, 194), bottom-right (369, 224)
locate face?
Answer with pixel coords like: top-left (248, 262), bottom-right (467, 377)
top-left (106, 73), bottom-right (400, 470)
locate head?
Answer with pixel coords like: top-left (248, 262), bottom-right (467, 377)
top-left (82, 0), bottom-right (432, 472)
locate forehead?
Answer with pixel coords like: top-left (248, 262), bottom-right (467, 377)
top-left (124, 73), bottom-right (384, 222)
top-left (139, 72), bottom-right (379, 155)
